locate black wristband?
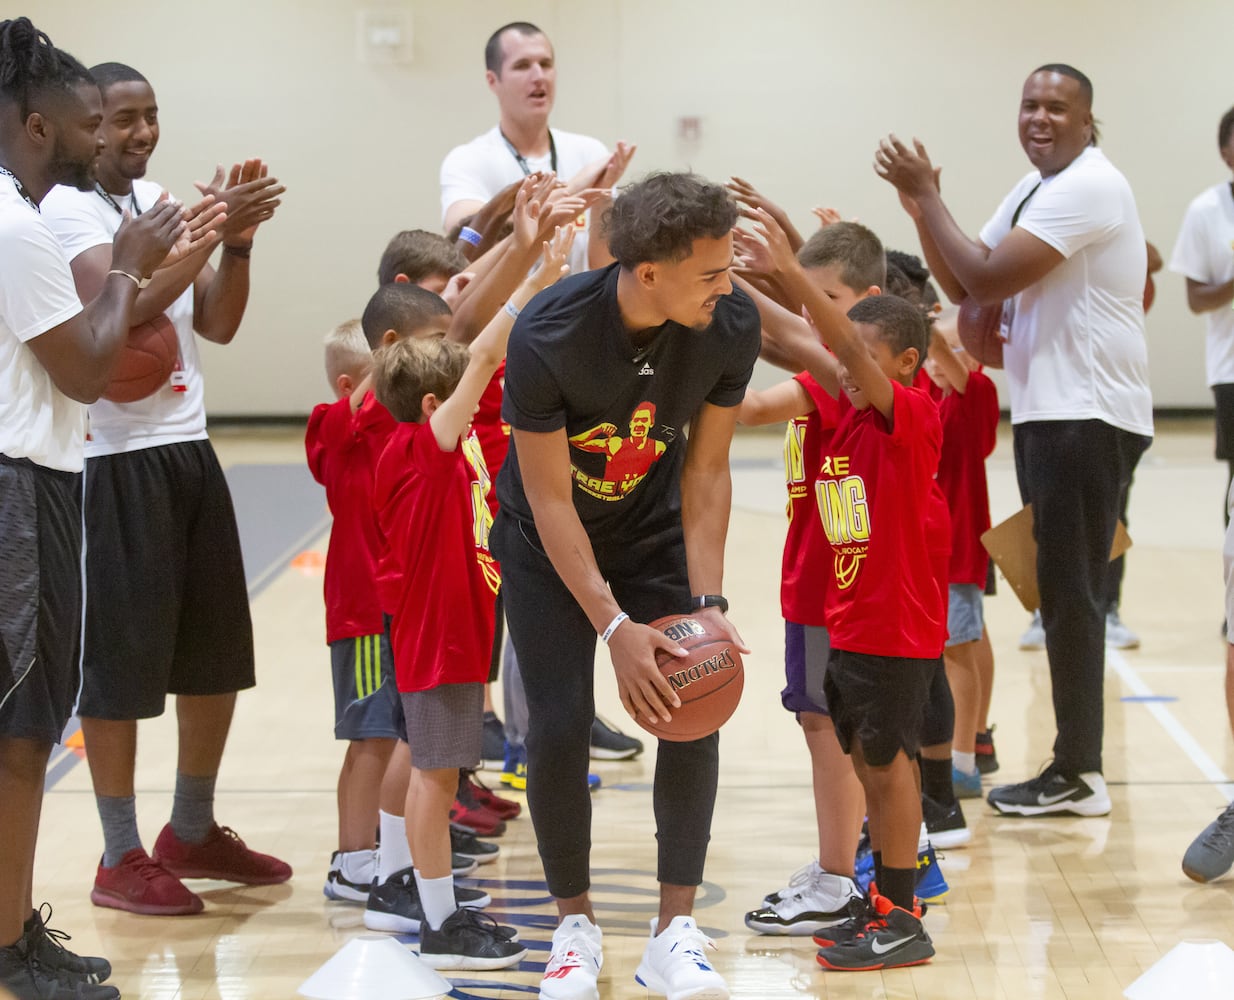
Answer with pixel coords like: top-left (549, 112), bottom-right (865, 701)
top-left (223, 243), bottom-right (252, 259)
top-left (693, 594), bottom-right (729, 614)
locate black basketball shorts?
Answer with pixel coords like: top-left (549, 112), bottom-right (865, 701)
top-left (0, 455), bottom-right (82, 743)
top-left (823, 648), bottom-right (934, 767)
top-left (77, 440), bottom-right (256, 720)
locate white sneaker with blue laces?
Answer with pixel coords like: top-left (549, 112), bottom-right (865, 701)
top-left (635, 915), bottom-right (729, 1000)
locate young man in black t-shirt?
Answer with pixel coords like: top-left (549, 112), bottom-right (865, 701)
top-left (492, 172), bottom-right (759, 1000)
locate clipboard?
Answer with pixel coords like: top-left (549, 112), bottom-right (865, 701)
top-left (980, 503), bottom-right (1131, 614)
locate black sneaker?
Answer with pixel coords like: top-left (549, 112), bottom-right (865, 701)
top-left (922, 795), bottom-right (971, 849)
top-left (451, 852), bottom-right (478, 877)
top-left (987, 764), bottom-right (1111, 817)
top-left (816, 894), bottom-right (933, 971)
top-left (450, 826), bottom-right (500, 865)
top-left (363, 868), bottom-right (491, 933)
top-left (24, 905), bottom-right (111, 984)
top-left (976, 727), bottom-right (999, 774)
top-left (481, 711), bottom-right (505, 770)
top-left (589, 715), bottom-right (644, 760)
top-left (418, 908), bottom-right (528, 971)
top-left (811, 895), bottom-right (873, 948)
top-left (0, 936), bottom-right (119, 1000)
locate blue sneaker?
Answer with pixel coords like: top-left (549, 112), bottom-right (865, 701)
top-left (854, 842), bottom-right (948, 902)
top-left (952, 765), bottom-right (982, 800)
top-left (499, 742), bottom-right (526, 791)
top-left (588, 772), bottom-right (602, 792)
top-left (915, 844), bottom-right (949, 902)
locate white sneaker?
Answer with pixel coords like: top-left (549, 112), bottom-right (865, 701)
top-left (744, 863), bottom-right (862, 936)
top-left (1019, 611), bottom-right (1045, 650)
top-left (635, 915), bottom-right (729, 1000)
top-left (323, 849), bottom-right (373, 903)
top-left (1105, 611), bottom-right (1140, 649)
top-left (540, 914), bottom-right (603, 1000)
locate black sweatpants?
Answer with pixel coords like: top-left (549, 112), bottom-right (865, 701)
top-left (491, 510), bottom-right (717, 899)
top-left (1013, 419), bottom-right (1150, 775)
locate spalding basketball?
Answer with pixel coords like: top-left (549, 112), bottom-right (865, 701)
top-left (102, 314), bottom-right (178, 403)
top-left (638, 614), bottom-right (744, 742)
top-left (957, 297), bottom-right (1004, 369)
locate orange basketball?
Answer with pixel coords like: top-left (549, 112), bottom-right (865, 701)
top-left (638, 614), bottom-right (744, 742)
top-left (957, 297), bottom-right (1004, 369)
top-left (102, 314), bottom-right (178, 403)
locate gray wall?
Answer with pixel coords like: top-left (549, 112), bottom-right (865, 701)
top-left (28, 0), bottom-right (1234, 413)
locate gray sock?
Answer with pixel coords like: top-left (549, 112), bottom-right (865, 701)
top-left (97, 795), bottom-right (142, 868)
top-left (169, 772), bottom-right (217, 845)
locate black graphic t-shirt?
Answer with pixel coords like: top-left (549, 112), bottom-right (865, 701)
top-left (498, 263), bottom-right (760, 533)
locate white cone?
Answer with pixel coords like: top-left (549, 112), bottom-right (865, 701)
top-left (1124, 940), bottom-right (1234, 999)
top-left (298, 934), bottom-right (451, 1000)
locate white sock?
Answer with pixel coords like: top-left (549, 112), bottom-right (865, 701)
top-left (952, 751), bottom-right (978, 775)
top-left (415, 872), bottom-right (457, 931)
top-left (337, 849), bottom-right (374, 883)
top-left (377, 810), bottom-right (413, 882)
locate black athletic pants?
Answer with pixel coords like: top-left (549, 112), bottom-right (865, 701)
top-left (491, 510), bottom-right (717, 898)
top-left (1014, 419), bottom-right (1150, 775)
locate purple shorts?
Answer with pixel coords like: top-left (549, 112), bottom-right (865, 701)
top-left (782, 620), bottom-right (831, 718)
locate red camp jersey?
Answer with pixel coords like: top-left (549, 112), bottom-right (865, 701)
top-left (937, 371), bottom-right (999, 586)
top-left (817, 381), bottom-right (945, 658)
top-left (781, 373), bottom-right (841, 626)
top-left (473, 362), bottom-right (509, 518)
top-left (373, 422), bottom-right (500, 693)
top-left (305, 393), bottom-right (397, 643)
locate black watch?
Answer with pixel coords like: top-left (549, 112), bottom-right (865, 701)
top-left (693, 594), bottom-right (729, 614)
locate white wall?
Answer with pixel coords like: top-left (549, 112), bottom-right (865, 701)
top-left (27, 0), bottom-right (1234, 413)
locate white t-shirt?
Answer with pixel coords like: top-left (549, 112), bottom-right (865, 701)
top-left (1169, 182), bottom-right (1234, 387)
top-left (979, 146), bottom-right (1153, 437)
top-left (42, 179), bottom-right (207, 457)
top-left (440, 124), bottom-right (609, 274)
top-left (0, 181), bottom-right (87, 472)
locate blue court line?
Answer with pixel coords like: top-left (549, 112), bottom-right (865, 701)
top-left (44, 462), bottom-right (330, 792)
top-left (1120, 694), bottom-right (1180, 703)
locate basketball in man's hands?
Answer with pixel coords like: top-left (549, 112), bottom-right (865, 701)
top-left (636, 614), bottom-right (744, 742)
top-left (102, 315), bottom-right (178, 402)
top-left (957, 297), bottom-right (1004, 369)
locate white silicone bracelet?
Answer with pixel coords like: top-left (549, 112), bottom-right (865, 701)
top-left (600, 612), bottom-right (629, 644)
top-left (504, 300), bottom-right (521, 320)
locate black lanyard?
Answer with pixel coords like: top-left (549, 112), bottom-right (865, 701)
top-left (0, 165), bottom-right (38, 212)
top-left (96, 183), bottom-right (142, 216)
top-left (1011, 182), bottom-right (1041, 227)
top-left (500, 129), bottom-right (557, 176)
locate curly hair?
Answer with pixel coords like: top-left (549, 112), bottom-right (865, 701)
top-left (606, 172), bottom-right (737, 269)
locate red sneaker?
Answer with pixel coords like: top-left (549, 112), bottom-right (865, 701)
top-left (91, 847), bottom-right (203, 916)
top-left (463, 772), bottom-right (521, 820)
top-left (449, 798), bottom-right (507, 837)
top-left (153, 823), bottom-right (292, 885)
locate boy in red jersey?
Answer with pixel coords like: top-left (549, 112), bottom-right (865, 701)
top-left (754, 210), bottom-right (943, 971)
top-left (370, 225), bottom-right (573, 969)
top-left (306, 302), bottom-right (446, 904)
top-left (736, 222), bottom-right (884, 936)
top-left (922, 322), bottom-right (999, 810)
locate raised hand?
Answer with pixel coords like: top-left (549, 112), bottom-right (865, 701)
top-left (749, 207), bottom-right (801, 277)
top-left (511, 173), bottom-right (548, 251)
top-left (732, 227), bottom-right (777, 277)
top-left (874, 135), bottom-right (941, 218)
top-left (111, 195), bottom-right (189, 279)
top-left (595, 141), bottom-right (636, 190)
top-left (194, 158), bottom-right (284, 245)
top-left (728, 175), bottom-right (804, 251)
top-left (812, 206), bottom-right (843, 228)
top-left (529, 225), bottom-right (576, 292)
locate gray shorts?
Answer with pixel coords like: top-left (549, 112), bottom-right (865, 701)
top-left (401, 682), bottom-right (484, 770)
top-left (946, 583), bottom-right (984, 647)
top-left (330, 632), bottom-right (402, 740)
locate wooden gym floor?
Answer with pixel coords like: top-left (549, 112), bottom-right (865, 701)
top-left (28, 418), bottom-right (1234, 999)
